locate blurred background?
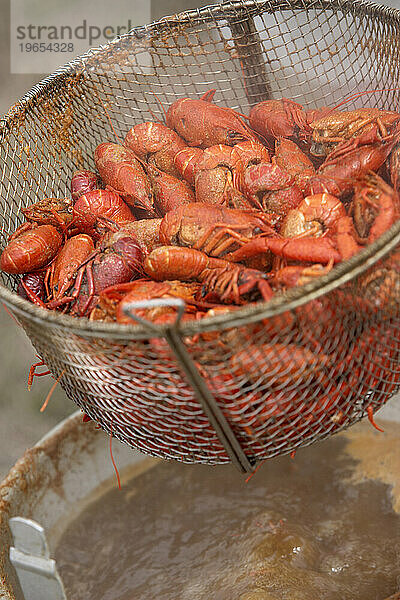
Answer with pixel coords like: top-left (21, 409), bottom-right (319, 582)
top-left (1, 0), bottom-right (400, 480)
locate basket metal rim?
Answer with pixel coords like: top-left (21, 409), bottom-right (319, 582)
top-left (2, 206), bottom-right (400, 340)
top-left (1, 0), bottom-right (400, 340)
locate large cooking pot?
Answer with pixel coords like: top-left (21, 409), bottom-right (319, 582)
top-left (0, 412), bottom-right (158, 600)
top-left (0, 400), bottom-right (399, 599)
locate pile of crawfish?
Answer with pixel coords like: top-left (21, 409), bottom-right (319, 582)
top-left (2, 91), bottom-right (400, 329)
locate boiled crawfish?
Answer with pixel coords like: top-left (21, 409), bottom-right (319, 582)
top-left (46, 234), bottom-right (95, 307)
top-left (100, 219), bottom-right (162, 256)
top-left (71, 170), bottom-right (100, 202)
top-left (105, 280), bottom-right (202, 325)
top-left (166, 89), bottom-right (259, 148)
top-left (249, 98), bottom-right (330, 145)
top-left (147, 166), bottom-right (195, 215)
top-left (174, 147), bottom-right (204, 186)
top-left (70, 236), bottom-right (144, 316)
top-left (73, 189), bottom-right (136, 239)
top-left (125, 122), bottom-right (187, 178)
top-left (159, 203), bottom-right (276, 258)
top-left (306, 122), bottom-right (400, 196)
top-left (310, 107), bottom-right (400, 157)
top-left (1, 225), bottom-right (63, 274)
top-left (352, 171), bottom-right (399, 243)
top-left (94, 142), bottom-right (154, 215)
top-left (194, 144), bottom-right (249, 208)
top-left (243, 161), bottom-right (303, 217)
top-left (144, 246), bottom-right (273, 304)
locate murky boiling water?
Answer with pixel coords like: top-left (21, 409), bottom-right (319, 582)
top-left (56, 435), bottom-right (400, 600)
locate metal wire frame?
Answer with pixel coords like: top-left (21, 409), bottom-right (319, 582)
top-left (1, 0), bottom-right (400, 471)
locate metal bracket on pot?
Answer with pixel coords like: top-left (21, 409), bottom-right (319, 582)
top-left (9, 517), bottom-right (67, 600)
top-left (123, 298), bottom-right (256, 474)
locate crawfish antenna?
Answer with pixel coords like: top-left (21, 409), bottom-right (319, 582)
top-left (97, 96), bottom-right (124, 144)
top-left (201, 89), bottom-right (216, 103)
top-left (331, 87), bottom-right (400, 112)
top-left (150, 92), bottom-right (168, 122)
top-left (40, 369), bottom-right (65, 412)
top-left (109, 416), bottom-right (122, 490)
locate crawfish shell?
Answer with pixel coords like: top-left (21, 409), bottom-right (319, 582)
top-left (21, 198), bottom-right (73, 229)
top-left (17, 273), bottom-right (46, 302)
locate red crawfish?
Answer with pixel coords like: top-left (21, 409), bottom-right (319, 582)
top-left (389, 142), bottom-right (400, 194)
top-left (17, 198), bottom-right (73, 233)
top-left (227, 191), bottom-right (365, 265)
top-left (271, 263), bottom-right (334, 289)
top-left (71, 170), bottom-right (100, 202)
top-left (144, 246), bottom-right (273, 304)
top-left (102, 219), bottom-right (162, 256)
top-left (124, 122), bottom-right (187, 178)
top-left (166, 89), bottom-right (259, 148)
top-left (71, 236), bottom-right (144, 316)
top-left (17, 273), bottom-right (46, 308)
top-left (194, 144), bottom-right (250, 208)
top-left (352, 171), bottom-right (399, 243)
top-left (1, 225), bottom-right (63, 274)
top-left (94, 142), bottom-right (154, 215)
top-left (248, 98), bottom-right (330, 145)
top-left (332, 170), bottom-right (400, 261)
top-left (146, 166), bottom-right (195, 215)
top-left (310, 107), bottom-right (400, 157)
top-left (233, 139), bottom-right (270, 170)
top-left (305, 123), bottom-right (400, 197)
top-left (46, 234), bottom-right (95, 307)
top-left (174, 147), bottom-right (204, 186)
top-left (73, 189), bottom-right (136, 239)
top-left (228, 235), bottom-right (342, 265)
top-left (274, 138), bottom-right (315, 193)
top-left (90, 279), bottom-right (200, 323)
top-left (159, 203), bottom-right (277, 258)
top-left (354, 259), bottom-right (400, 315)
top-left (112, 280), bottom-right (202, 325)
top-left (249, 98), bottom-right (310, 142)
top-left (280, 193), bottom-right (347, 239)
top-left (243, 161), bottom-right (303, 217)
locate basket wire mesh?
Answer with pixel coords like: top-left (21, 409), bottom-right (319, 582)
top-left (1, 0), bottom-right (400, 472)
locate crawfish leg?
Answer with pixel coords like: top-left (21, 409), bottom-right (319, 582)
top-left (49, 208), bottom-right (69, 232)
top-left (239, 278), bottom-right (274, 301)
top-left (28, 360), bottom-right (51, 390)
top-left (78, 263), bottom-right (96, 317)
top-left (44, 262), bottom-right (55, 300)
top-left (219, 268), bottom-right (240, 303)
top-left (194, 224), bottom-right (252, 257)
top-left (366, 405), bottom-right (385, 432)
top-left (200, 266), bottom-right (240, 304)
top-left (46, 259), bottom-right (88, 310)
top-left (20, 279), bottom-right (47, 309)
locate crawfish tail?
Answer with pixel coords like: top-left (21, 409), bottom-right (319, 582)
top-left (0, 225), bottom-right (62, 274)
top-left (227, 235), bottom-right (341, 264)
top-left (94, 142), bottom-right (154, 214)
top-left (144, 246), bottom-right (226, 281)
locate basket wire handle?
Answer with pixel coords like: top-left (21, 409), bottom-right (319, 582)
top-left (123, 298), bottom-right (256, 473)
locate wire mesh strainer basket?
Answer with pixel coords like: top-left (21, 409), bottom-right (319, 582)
top-left (1, 0), bottom-right (400, 473)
